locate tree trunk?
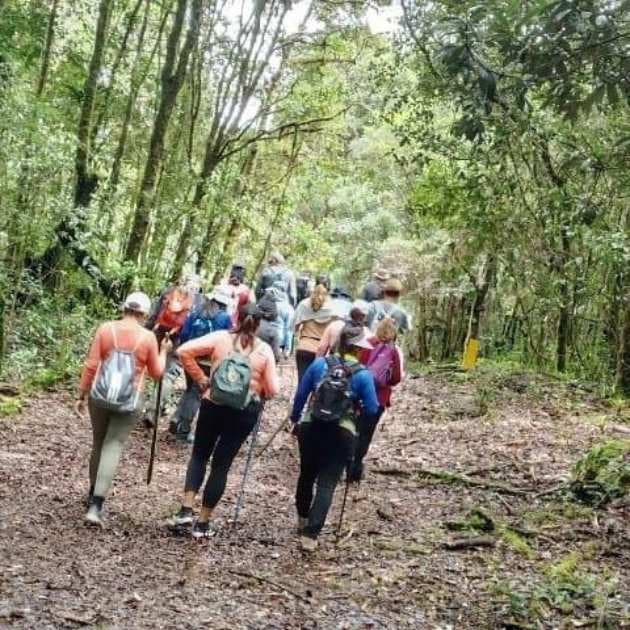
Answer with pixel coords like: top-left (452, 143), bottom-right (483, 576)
top-left (124, 0), bottom-right (203, 265)
top-left (36, 0), bottom-right (59, 97)
top-left (211, 217), bottom-right (241, 286)
top-left (615, 299), bottom-right (630, 394)
top-left (556, 226), bottom-right (571, 372)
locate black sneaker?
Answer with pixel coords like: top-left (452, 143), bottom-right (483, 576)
top-left (191, 520), bottom-right (215, 539)
top-left (168, 507), bottom-right (194, 527)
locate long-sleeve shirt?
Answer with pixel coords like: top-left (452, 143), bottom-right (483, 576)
top-left (177, 330), bottom-right (280, 399)
top-left (79, 319), bottom-right (165, 392)
top-left (290, 356), bottom-right (379, 431)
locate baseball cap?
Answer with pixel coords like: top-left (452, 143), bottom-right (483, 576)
top-left (384, 278), bottom-right (403, 294)
top-left (351, 299), bottom-right (369, 315)
top-left (340, 324), bottom-right (373, 350)
top-left (122, 291), bottom-right (151, 315)
top-left (209, 287), bottom-right (232, 306)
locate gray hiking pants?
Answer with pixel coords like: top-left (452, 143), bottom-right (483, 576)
top-left (88, 400), bottom-right (137, 498)
top-left (173, 373), bottom-right (201, 437)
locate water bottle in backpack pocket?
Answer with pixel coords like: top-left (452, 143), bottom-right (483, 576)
top-left (90, 324), bottom-right (144, 413)
top-left (311, 356), bottom-right (363, 424)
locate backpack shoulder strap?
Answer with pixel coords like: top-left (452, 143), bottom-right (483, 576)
top-left (325, 355), bottom-right (341, 370)
top-left (109, 323), bottom-right (118, 350)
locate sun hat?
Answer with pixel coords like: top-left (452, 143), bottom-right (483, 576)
top-left (122, 291), bottom-right (151, 315)
top-left (340, 324), bottom-right (374, 350)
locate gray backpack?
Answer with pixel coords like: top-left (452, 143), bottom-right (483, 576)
top-left (90, 324), bottom-right (143, 413)
top-left (210, 335), bottom-right (255, 410)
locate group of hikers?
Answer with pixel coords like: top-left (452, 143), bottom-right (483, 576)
top-left (76, 252), bottom-right (411, 551)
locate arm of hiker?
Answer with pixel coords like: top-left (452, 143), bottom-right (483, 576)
top-left (261, 349), bottom-right (280, 398)
top-left (146, 332), bottom-right (168, 380)
top-left (76, 324), bottom-right (107, 417)
top-left (354, 370), bottom-right (380, 417)
top-left (290, 358), bottom-right (322, 422)
top-left (177, 334), bottom-right (217, 389)
top-left (316, 323), bottom-right (332, 357)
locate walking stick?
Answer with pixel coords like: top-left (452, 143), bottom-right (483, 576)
top-left (257, 415), bottom-right (289, 457)
top-left (335, 475), bottom-right (351, 543)
top-left (146, 376), bottom-right (163, 485)
top-left (232, 401), bottom-right (265, 527)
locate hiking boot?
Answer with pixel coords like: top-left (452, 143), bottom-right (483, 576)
top-left (192, 520), bottom-right (215, 539)
top-left (299, 535), bottom-right (318, 552)
top-left (297, 516), bottom-right (308, 533)
top-left (85, 502), bottom-right (104, 528)
top-left (347, 462), bottom-right (363, 484)
top-left (169, 507), bottom-right (195, 527)
top-left (168, 418), bottom-right (177, 435)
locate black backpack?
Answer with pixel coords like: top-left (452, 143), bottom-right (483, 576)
top-left (311, 356), bottom-right (363, 424)
top-left (257, 293), bottom-right (278, 321)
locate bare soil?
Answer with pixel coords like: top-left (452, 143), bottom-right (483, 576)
top-left (1, 365), bottom-right (628, 629)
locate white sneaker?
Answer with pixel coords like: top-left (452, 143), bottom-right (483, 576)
top-left (85, 504), bottom-right (104, 528)
top-left (299, 535), bottom-right (318, 552)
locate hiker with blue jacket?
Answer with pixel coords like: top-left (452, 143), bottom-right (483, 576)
top-left (169, 289), bottom-right (233, 443)
top-left (290, 323), bottom-right (379, 552)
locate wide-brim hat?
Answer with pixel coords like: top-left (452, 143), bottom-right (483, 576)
top-left (341, 324), bottom-right (374, 350)
top-left (374, 268), bottom-right (389, 281)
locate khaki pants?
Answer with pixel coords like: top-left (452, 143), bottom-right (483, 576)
top-left (88, 400), bottom-right (137, 498)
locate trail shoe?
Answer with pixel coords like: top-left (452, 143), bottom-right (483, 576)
top-left (299, 535), bottom-right (318, 553)
top-left (169, 507), bottom-right (194, 527)
top-left (297, 516), bottom-right (308, 533)
top-left (168, 418), bottom-right (177, 435)
top-left (85, 498), bottom-right (104, 528)
top-left (192, 520), bottom-right (215, 539)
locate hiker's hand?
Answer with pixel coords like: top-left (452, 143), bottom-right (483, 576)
top-left (161, 336), bottom-right (173, 353)
top-left (74, 396), bottom-right (87, 419)
top-left (198, 376), bottom-right (210, 393)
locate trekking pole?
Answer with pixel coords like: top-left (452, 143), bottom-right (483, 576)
top-left (257, 415), bottom-right (289, 457)
top-left (232, 401), bottom-right (265, 528)
top-left (335, 475), bottom-right (351, 543)
top-left (146, 376), bottom-right (164, 485)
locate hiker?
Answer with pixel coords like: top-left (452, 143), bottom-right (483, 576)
top-left (296, 273), bottom-right (314, 305)
top-left (290, 323), bottom-right (378, 551)
top-left (170, 304), bottom-right (279, 538)
top-left (293, 284), bottom-right (339, 382)
top-left (217, 263), bottom-right (255, 329)
top-left (329, 286), bottom-right (354, 320)
top-left (366, 278), bottom-right (411, 334)
top-left (169, 290), bottom-right (233, 442)
top-left (348, 317), bottom-right (404, 483)
top-left (255, 251), bottom-right (297, 307)
top-left (316, 300), bottom-right (370, 358)
top-left (255, 288), bottom-right (282, 362)
top-left (76, 292), bottom-right (171, 527)
top-left (361, 268), bottom-right (389, 302)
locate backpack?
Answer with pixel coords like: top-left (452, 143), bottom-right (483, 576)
top-left (259, 267), bottom-right (289, 299)
top-left (181, 308), bottom-right (213, 344)
top-left (296, 276), bottom-right (311, 303)
top-left (366, 342), bottom-right (397, 389)
top-left (90, 324), bottom-right (143, 413)
top-left (311, 356), bottom-right (363, 424)
top-left (257, 292), bottom-right (279, 321)
top-left (209, 335), bottom-right (256, 410)
top-left (157, 288), bottom-right (192, 330)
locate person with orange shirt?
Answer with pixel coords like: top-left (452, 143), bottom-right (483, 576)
top-left (170, 304), bottom-right (280, 538)
top-left (76, 292), bottom-right (171, 527)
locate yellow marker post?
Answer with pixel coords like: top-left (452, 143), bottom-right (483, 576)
top-left (462, 338), bottom-right (480, 370)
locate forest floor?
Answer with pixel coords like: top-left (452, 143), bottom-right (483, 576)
top-left (1, 362), bottom-right (629, 629)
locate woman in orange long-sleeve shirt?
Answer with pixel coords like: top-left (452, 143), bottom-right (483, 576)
top-left (170, 304), bottom-right (279, 538)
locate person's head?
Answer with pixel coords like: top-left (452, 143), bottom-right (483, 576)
top-left (182, 273), bottom-right (201, 293)
top-left (315, 274), bottom-right (331, 291)
top-left (330, 286), bottom-right (353, 302)
top-left (349, 299), bottom-right (369, 324)
top-left (383, 278), bottom-right (403, 302)
top-left (374, 268), bottom-right (389, 284)
top-left (375, 317), bottom-right (397, 343)
top-left (337, 323), bottom-right (373, 358)
top-left (268, 251), bottom-right (285, 266)
top-left (235, 303), bottom-right (263, 347)
top-left (209, 288), bottom-right (231, 311)
top-left (121, 291), bottom-right (151, 322)
top-left (310, 284), bottom-right (328, 311)
top-left (230, 264), bottom-right (246, 286)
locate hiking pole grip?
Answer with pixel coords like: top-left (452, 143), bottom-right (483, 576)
top-left (232, 400), bottom-right (265, 528)
top-left (146, 376), bottom-right (163, 485)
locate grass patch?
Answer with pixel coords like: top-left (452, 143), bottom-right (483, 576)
top-left (0, 395), bottom-right (22, 416)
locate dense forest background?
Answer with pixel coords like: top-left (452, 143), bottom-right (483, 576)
top-left (1, 0), bottom-right (630, 395)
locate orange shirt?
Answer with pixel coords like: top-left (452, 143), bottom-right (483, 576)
top-left (79, 319), bottom-right (165, 392)
top-left (177, 330), bottom-right (280, 399)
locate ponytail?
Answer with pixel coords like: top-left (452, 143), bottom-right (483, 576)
top-left (234, 313), bottom-right (261, 349)
top-left (310, 284), bottom-right (328, 312)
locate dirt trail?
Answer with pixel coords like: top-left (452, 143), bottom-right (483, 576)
top-left (0, 365), bottom-right (628, 629)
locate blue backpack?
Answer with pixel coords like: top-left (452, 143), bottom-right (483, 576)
top-left (181, 309), bottom-right (213, 343)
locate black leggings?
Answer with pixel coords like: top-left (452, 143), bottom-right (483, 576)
top-left (296, 422), bottom-right (355, 538)
top-left (349, 407), bottom-right (384, 481)
top-left (296, 350), bottom-right (317, 382)
top-left (184, 399), bottom-right (259, 509)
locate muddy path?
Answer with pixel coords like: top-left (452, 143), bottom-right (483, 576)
top-left (1, 365), bottom-right (628, 629)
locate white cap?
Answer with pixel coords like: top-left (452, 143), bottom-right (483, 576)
top-left (209, 287), bottom-right (232, 306)
top-left (122, 291), bottom-right (151, 315)
top-left (351, 299), bottom-right (369, 315)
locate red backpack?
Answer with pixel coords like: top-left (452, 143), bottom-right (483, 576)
top-left (366, 342), bottom-right (398, 389)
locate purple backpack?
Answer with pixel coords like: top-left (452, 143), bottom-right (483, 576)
top-left (366, 342), bottom-right (397, 389)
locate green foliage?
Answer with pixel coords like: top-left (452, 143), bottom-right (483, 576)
top-left (571, 440), bottom-right (630, 505)
top-left (0, 395), bottom-right (22, 416)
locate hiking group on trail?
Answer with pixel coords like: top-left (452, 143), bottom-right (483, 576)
top-left (76, 254), bottom-right (410, 551)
